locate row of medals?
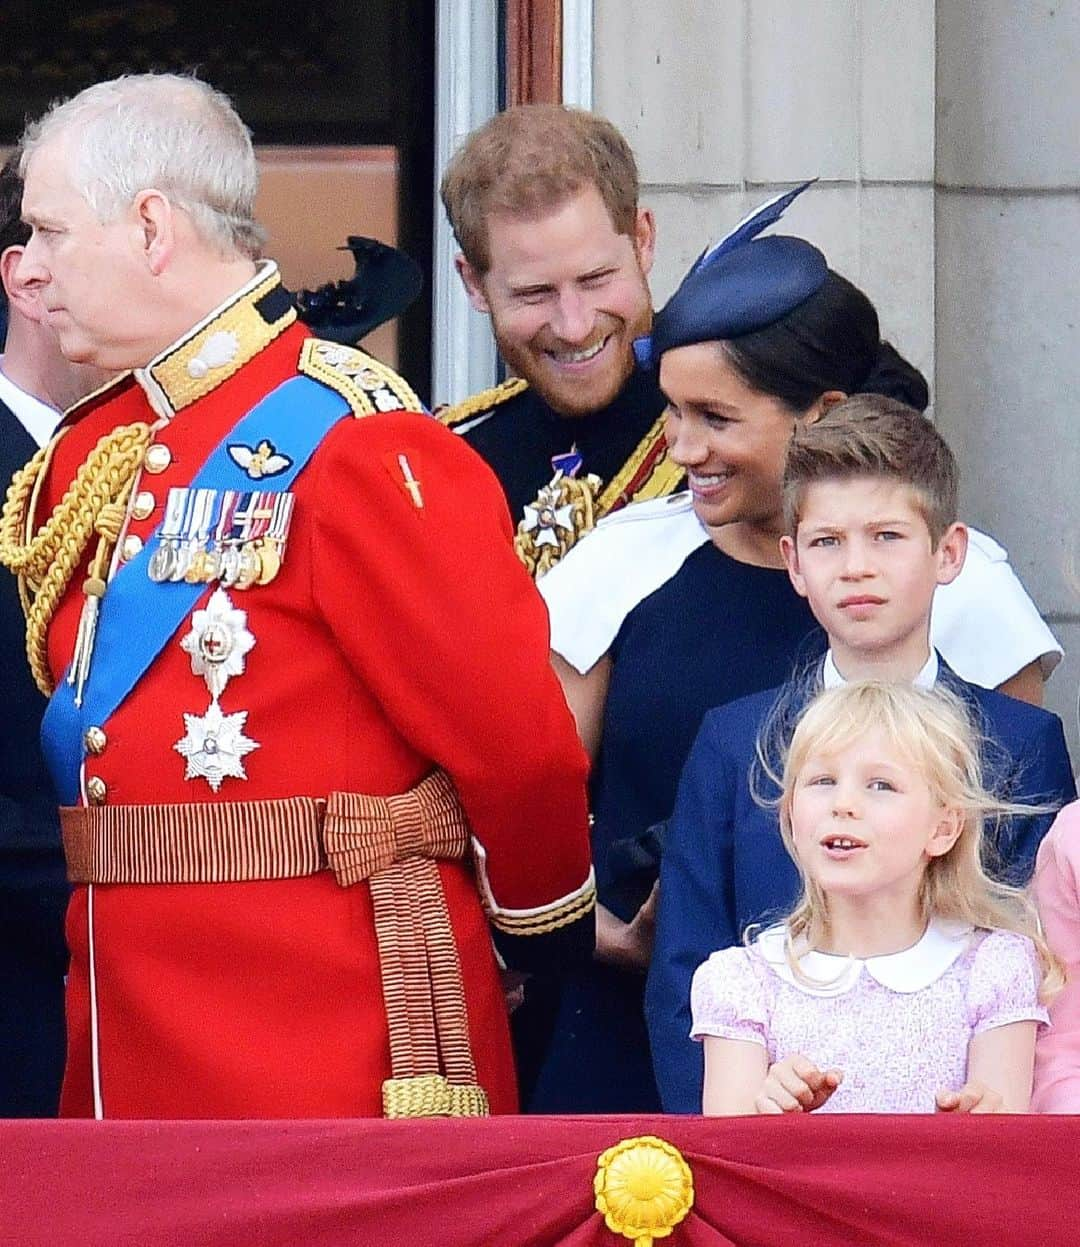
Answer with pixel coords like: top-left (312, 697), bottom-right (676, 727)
top-left (146, 486), bottom-right (292, 591)
top-left (148, 535), bottom-right (283, 590)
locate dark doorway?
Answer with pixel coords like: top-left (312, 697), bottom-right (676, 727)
top-left (0, 1), bottom-right (436, 399)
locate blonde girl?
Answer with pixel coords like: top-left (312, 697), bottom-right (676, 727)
top-left (691, 680), bottom-right (1061, 1115)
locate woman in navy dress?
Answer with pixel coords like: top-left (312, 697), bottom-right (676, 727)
top-left (526, 192), bottom-right (1061, 1113)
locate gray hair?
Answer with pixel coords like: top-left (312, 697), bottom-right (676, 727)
top-left (20, 73), bottom-right (265, 260)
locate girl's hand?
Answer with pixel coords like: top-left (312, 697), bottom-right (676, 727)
top-left (755, 1055), bottom-right (843, 1114)
top-left (935, 1081), bottom-right (1005, 1114)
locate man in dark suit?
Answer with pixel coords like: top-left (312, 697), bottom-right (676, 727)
top-left (0, 151), bottom-right (109, 1116)
top-left (646, 397), bottom-right (1076, 1113)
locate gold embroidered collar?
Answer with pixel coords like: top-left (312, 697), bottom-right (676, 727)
top-left (135, 260), bottom-right (297, 420)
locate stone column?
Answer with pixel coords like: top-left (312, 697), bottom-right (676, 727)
top-left (594, 0), bottom-right (936, 377)
top-left (593, 0), bottom-right (1076, 759)
top-left (936, 1), bottom-right (1080, 756)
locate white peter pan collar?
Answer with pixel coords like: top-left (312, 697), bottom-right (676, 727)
top-left (821, 649), bottom-right (939, 691)
top-left (753, 918), bottom-right (975, 997)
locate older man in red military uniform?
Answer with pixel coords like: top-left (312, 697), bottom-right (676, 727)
top-left (0, 74), bottom-right (593, 1119)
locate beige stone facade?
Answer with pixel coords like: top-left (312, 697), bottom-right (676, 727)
top-left (593, 0), bottom-right (1078, 758)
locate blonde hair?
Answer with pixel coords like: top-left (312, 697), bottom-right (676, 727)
top-left (774, 680), bottom-right (1062, 1000)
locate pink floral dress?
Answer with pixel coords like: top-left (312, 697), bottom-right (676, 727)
top-left (690, 919), bottom-right (1047, 1113)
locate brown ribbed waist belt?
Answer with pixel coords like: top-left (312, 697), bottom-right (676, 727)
top-left (60, 769), bottom-right (489, 1119)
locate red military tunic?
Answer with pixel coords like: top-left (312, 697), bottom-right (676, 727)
top-left (31, 264), bottom-right (593, 1118)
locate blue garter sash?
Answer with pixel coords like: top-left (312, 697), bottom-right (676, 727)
top-left (41, 374), bottom-right (351, 805)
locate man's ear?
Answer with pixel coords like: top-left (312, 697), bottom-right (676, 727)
top-left (633, 207), bottom-right (657, 277)
top-left (934, 521), bottom-right (968, 587)
top-left (455, 254), bottom-right (491, 314)
top-left (0, 244), bottom-right (44, 322)
top-left (132, 189), bottom-right (175, 276)
top-left (780, 533), bottom-right (808, 598)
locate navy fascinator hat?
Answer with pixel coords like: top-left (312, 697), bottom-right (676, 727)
top-left (633, 181), bottom-right (828, 370)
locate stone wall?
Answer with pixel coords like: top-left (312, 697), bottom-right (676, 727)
top-left (594, 0), bottom-right (1078, 761)
top-left (935, 1), bottom-right (1080, 757)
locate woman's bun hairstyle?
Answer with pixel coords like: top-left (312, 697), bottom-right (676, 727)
top-left (857, 340), bottom-right (929, 412)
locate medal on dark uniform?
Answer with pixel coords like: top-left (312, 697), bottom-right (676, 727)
top-left (515, 446), bottom-right (601, 578)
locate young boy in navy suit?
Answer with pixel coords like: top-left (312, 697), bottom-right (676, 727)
top-left (646, 393), bottom-right (1076, 1112)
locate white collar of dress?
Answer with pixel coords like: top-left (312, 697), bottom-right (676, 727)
top-left (752, 917), bottom-right (975, 997)
top-left (821, 649), bottom-right (939, 691)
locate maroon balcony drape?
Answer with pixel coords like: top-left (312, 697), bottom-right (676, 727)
top-left (3, 1113), bottom-right (1074, 1246)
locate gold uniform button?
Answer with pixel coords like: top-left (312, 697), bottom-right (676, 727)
top-left (143, 443), bottom-right (172, 474)
top-left (86, 776), bottom-right (108, 806)
top-left (131, 490), bottom-right (156, 521)
top-left (84, 726), bottom-right (108, 756)
top-left (121, 534), bottom-right (144, 561)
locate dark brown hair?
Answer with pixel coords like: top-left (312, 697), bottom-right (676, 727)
top-left (722, 271), bottom-right (929, 413)
top-left (0, 149), bottom-right (30, 255)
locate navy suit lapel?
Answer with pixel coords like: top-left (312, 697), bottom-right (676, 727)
top-left (0, 396), bottom-right (38, 480)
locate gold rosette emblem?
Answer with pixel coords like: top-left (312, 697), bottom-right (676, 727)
top-left (594, 1135), bottom-right (694, 1246)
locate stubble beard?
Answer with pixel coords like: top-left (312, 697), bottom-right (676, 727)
top-left (492, 283), bottom-right (653, 419)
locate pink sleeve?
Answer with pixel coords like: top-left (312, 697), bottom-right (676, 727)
top-left (690, 947), bottom-right (769, 1047)
top-left (1032, 804), bottom-right (1080, 1112)
top-left (966, 929), bottom-right (1048, 1035)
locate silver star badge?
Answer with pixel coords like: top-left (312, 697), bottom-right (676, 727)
top-left (521, 485), bottom-right (575, 549)
top-left (180, 588), bottom-right (256, 699)
top-left (174, 702), bottom-right (259, 792)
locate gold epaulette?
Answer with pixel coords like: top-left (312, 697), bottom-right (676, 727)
top-left (438, 377), bottom-right (528, 428)
top-left (298, 339), bottom-right (422, 418)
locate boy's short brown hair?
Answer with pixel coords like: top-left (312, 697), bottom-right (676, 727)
top-left (782, 394), bottom-right (959, 544)
top-left (440, 104), bottom-right (640, 274)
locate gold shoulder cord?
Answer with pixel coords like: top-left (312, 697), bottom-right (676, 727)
top-left (437, 377), bottom-right (528, 428)
top-left (0, 421), bottom-right (153, 696)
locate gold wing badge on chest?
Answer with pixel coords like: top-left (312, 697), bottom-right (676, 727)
top-left (174, 587), bottom-right (259, 791)
top-left (514, 448), bottom-right (601, 579)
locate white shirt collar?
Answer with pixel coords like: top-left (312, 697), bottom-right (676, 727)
top-left (753, 918), bottom-right (975, 996)
top-left (821, 649), bottom-right (939, 691)
top-left (0, 361), bottom-right (60, 448)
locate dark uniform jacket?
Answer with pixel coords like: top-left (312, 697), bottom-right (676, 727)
top-left (440, 369), bottom-right (683, 572)
top-left (0, 394), bottom-right (68, 1116)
